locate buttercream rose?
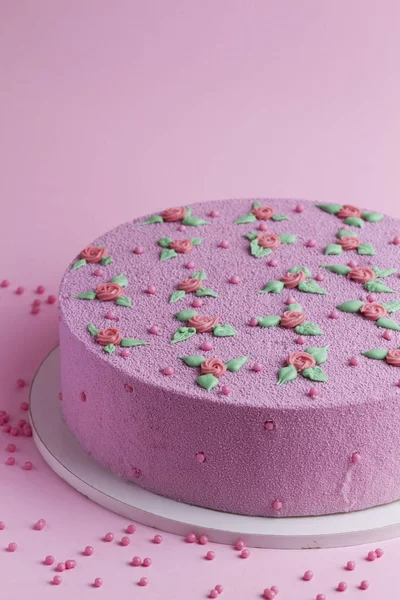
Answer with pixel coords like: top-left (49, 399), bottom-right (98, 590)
top-left (280, 310), bottom-right (306, 329)
top-left (339, 236), bottom-right (361, 251)
top-left (95, 282), bottom-right (123, 301)
top-left (200, 358), bottom-right (227, 378)
top-left (96, 328), bottom-right (122, 346)
top-left (161, 206), bottom-right (186, 222)
top-left (287, 352), bottom-right (316, 372)
top-left (169, 239), bottom-right (193, 254)
top-left (81, 246), bottom-right (108, 263)
top-left (252, 205), bottom-right (274, 221)
top-left (280, 270), bottom-right (306, 289)
top-left (187, 315), bottom-right (219, 333)
top-left (347, 267), bottom-right (376, 284)
top-left (360, 302), bottom-right (387, 321)
top-left (386, 349), bottom-right (400, 367)
top-left (257, 233), bottom-right (281, 249)
top-left (178, 278), bottom-right (203, 293)
top-left (337, 204), bottom-right (362, 219)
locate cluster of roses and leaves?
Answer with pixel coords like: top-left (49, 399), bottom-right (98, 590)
top-left (71, 245), bottom-right (113, 271)
top-left (322, 265), bottom-right (397, 293)
top-left (140, 205), bottom-right (208, 227)
top-left (170, 311), bottom-right (237, 344)
top-left (157, 236), bottom-right (203, 261)
top-left (324, 229), bottom-right (375, 256)
top-left (169, 270), bottom-right (218, 303)
top-left (179, 355), bottom-right (248, 392)
top-left (234, 201), bottom-right (289, 224)
top-left (243, 230), bottom-right (297, 258)
top-left (361, 347), bottom-right (400, 368)
top-left (316, 203), bottom-right (383, 227)
top-left (259, 266), bottom-right (327, 295)
top-left (87, 323), bottom-right (149, 354)
top-left (337, 300), bottom-right (400, 331)
top-left (277, 346), bottom-right (329, 384)
top-left (251, 302), bottom-right (325, 336)
top-left (74, 273), bottom-right (132, 307)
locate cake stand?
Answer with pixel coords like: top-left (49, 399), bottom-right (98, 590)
top-left (30, 346), bottom-right (400, 549)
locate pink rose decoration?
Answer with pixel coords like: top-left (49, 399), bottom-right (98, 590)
top-left (200, 358), bottom-right (227, 378)
top-left (287, 352), bottom-right (316, 372)
top-left (81, 246), bottom-right (108, 263)
top-left (161, 206), bottom-right (186, 222)
top-left (178, 278), bottom-right (203, 293)
top-left (386, 349), bottom-right (400, 367)
top-left (96, 328), bottom-right (122, 346)
top-left (187, 315), bottom-right (219, 333)
top-left (257, 233), bottom-right (281, 249)
top-left (169, 239), bottom-right (194, 254)
top-left (339, 236), bottom-right (361, 251)
top-left (360, 302), bottom-right (387, 321)
top-left (337, 204), bottom-right (362, 219)
top-left (95, 282), bottom-right (123, 301)
top-left (280, 310), bottom-right (306, 329)
top-left (347, 267), bottom-right (376, 284)
top-left (252, 205), bottom-right (274, 221)
top-left (280, 270), bottom-right (306, 289)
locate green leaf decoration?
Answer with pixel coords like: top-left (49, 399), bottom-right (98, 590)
top-left (372, 268), bottom-right (397, 278)
top-left (213, 324), bottom-right (237, 337)
top-left (357, 242), bottom-right (375, 256)
top-left (344, 217), bottom-right (364, 228)
top-left (87, 323), bottom-right (99, 336)
top-left (258, 315), bottom-right (281, 328)
top-left (195, 288), bottom-right (219, 298)
top-left (196, 373), bottom-right (219, 392)
top-left (160, 248), bottom-right (178, 261)
top-left (75, 291), bottom-right (97, 300)
top-left (364, 281), bottom-right (395, 293)
top-left (250, 238), bottom-right (271, 258)
top-left (271, 214), bottom-right (289, 221)
top-left (104, 344), bottom-right (116, 354)
top-left (324, 244), bottom-right (343, 255)
top-left (316, 203), bottom-right (343, 215)
top-left (179, 355), bottom-right (206, 367)
top-left (191, 237), bottom-right (203, 246)
top-left (158, 237), bottom-right (173, 248)
top-left (185, 206), bottom-right (192, 218)
top-left (382, 301), bottom-right (400, 314)
top-left (191, 270), bottom-right (207, 280)
top-left (361, 348), bottom-right (388, 360)
top-left (295, 322), bottom-right (324, 336)
top-left (279, 234), bottom-right (296, 244)
top-left (288, 266), bottom-right (312, 278)
top-left (376, 318), bottom-right (400, 332)
top-left (171, 327), bottom-right (197, 344)
top-left (225, 356), bottom-right (248, 372)
top-left (101, 256), bottom-right (113, 266)
top-left (287, 303), bottom-right (302, 312)
top-left (259, 280), bottom-right (284, 294)
top-left (322, 264), bottom-right (351, 276)
top-left (337, 300), bottom-right (364, 313)
top-left (253, 201), bottom-right (262, 208)
top-left (120, 338), bottom-right (149, 347)
top-left (277, 364), bottom-right (298, 385)
top-left (244, 231), bottom-right (258, 241)
top-left (337, 229), bottom-right (358, 239)
top-left (141, 214), bottom-right (164, 224)
top-left (298, 280), bottom-right (328, 295)
top-left (362, 211), bottom-right (384, 223)
top-left (175, 309), bottom-right (198, 322)
top-left (235, 212), bottom-right (257, 224)
top-left (182, 216), bottom-right (208, 227)
top-left (302, 366), bottom-right (328, 382)
top-left (169, 290), bottom-right (186, 304)
top-left (304, 345), bottom-right (329, 365)
top-left (71, 258), bottom-right (87, 270)
top-left (109, 274), bottom-right (128, 287)
top-left (115, 296), bottom-right (132, 307)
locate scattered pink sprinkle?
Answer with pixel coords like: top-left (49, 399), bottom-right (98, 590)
top-left (163, 366), bottom-right (174, 376)
top-left (126, 524), bottom-right (136, 535)
top-left (185, 260), bottom-right (195, 269)
top-left (285, 296), bottom-right (296, 305)
top-left (209, 591), bottom-right (218, 599)
top-left (10, 427), bottom-right (20, 437)
top-left (47, 295), bottom-right (56, 305)
top-left (93, 268), bottom-right (104, 277)
top-left (375, 547), bottom-right (384, 558)
top-left (348, 260), bottom-right (358, 268)
top-left (315, 273), bottom-right (324, 281)
top-left (105, 310), bottom-right (117, 320)
top-left (84, 545), bottom-right (94, 556)
top-left (7, 443), bottom-right (16, 453)
top-left (329, 309), bottom-right (339, 319)
top-left (272, 499), bottom-right (283, 511)
top-left (209, 210), bottom-right (220, 218)
top-left (23, 461), bottom-right (33, 471)
top-left (199, 535), bottom-right (209, 545)
top-left (94, 578), bottom-right (103, 588)
top-left (308, 387), bottom-right (319, 398)
top-left (221, 385), bottom-right (230, 396)
top-left (219, 240), bottom-right (229, 249)
top-left (252, 362), bottom-right (263, 372)
top-left (349, 356), bottom-right (359, 367)
top-left (360, 580), bottom-right (370, 590)
top-left (146, 285), bottom-right (156, 295)
top-left (18, 419), bottom-right (26, 428)
top-left (6, 457), bottom-right (15, 466)
top-left (3, 425), bottom-right (11, 433)
top-left (367, 550), bottom-right (377, 561)
top-left (215, 584), bottom-right (224, 594)
top-left (104, 532), bottom-right (114, 542)
top-left (31, 305), bottom-right (40, 315)
top-left (303, 570), bottom-right (313, 581)
top-left (258, 222), bottom-right (268, 231)
top-left (177, 224), bottom-right (186, 232)
top-left (16, 379), bottom-right (26, 389)
top-left (143, 557), bottom-right (152, 567)
top-left (271, 587), bottom-right (279, 595)
top-left (65, 559), bottom-right (77, 569)
top-left (56, 562), bottom-right (65, 572)
top-left (383, 330), bottom-right (392, 341)
top-left (295, 203), bottom-right (304, 213)
top-left (133, 246), bottom-right (144, 255)
top-left (32, 298), bottom-right (41, 307)
top-left (153, 535), bottom-right (163, 544)
top-left (20, 401), bottom-right (29, 411)
top-left (192, 298), bottom-right (203, 308)
top-left (268, 258), bottom-right (278, 267)
top-left (186, 533), bottom-right (197, 543)
top-left (120, 349), bottom-right (131, 358)
top-left (80, 392), bottom-right (86, 402)
top-left (351, 452), bottom-right (361, 464)
top-left (200, 341), bottom-right (213, 351)
top-left (296, 335), bottom-right (306, 345)
top-left (366, 293), bottom-right (377, 302)
top-left (346, 560), bottom-right (356, 570)
top-left (138, 577), bottom-right (149, 587)
top-left (36, 285), bottom-right (45, 294)
top-left (124, 384), bottom-right (133, 393)
top-left (0, 522), bottom-right (5, 530)
top-left (393, 235), bottom-right (400, 245)
top-left (249, 317), bottom-right (259, 327)
top-left (22, 425), bottom-right (32, 437)
top-left (240, 548), bottom-right (250, 559)
top-left (263, 589), bottom-right (276, 600)
top-left (235, 540), bottom-right (245, 551)
top-left (34, 519), bottom-right (46, 531)
top-left (58, 392), bottom-right (63, 401)
top-left (131, 467), bottom-right (141, 478)
top-left (264, 420), bottom-right (275, 431)
top-left (44, 555), bottom-right (55, 565)
top-left (15, 286), bottom-right (25, 295)
top-left (306, 239), bottom-right (316, 248)
top-left (132, 556), bottom-right (142, 566)
top-left (120, 536), bottom-right (130, 546)
top-left (1, 280), bottom-right (10, 288)
top-left (8, 542), bottom-right (17, 552)
top-left (316, 595), bottom-right (326, 600)
top-left (230, 275), bottom-right (240, 284)
top-left (337, 581), bottom-right (347, 592)
top-left (52, 576), bottom-right (62, 585)
top-left (206, 550), bottom-right (215, 560)
top-left (149, 325), bottom-right (161, 335)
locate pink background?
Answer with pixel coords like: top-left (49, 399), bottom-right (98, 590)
top-left (1, 1), bottom-right (400, 598)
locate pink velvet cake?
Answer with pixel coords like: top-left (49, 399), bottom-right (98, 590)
top-left (59, 198), bottom-right (400, 517)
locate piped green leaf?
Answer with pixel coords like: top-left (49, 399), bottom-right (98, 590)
top-left (372, 268), bottom-right (397, 278)
top-left (304, 345), bottom-right (329, 365)
top-left (259, 280), bottom-right (284, 294)
top-left (169, 290), bottom-right (186, 304)
top-left (179, 355), bottom-right (206, 367)
top-left (160, 248), bottom-right (178, 261)
top-left (337, 300), bottom-right (364, 313)
top-left (288, 266), bottom-right (312, 278)
top-left (115, 296), bottom-right (132, 307)
top-left (344, 217), bottom-right (364, 228)
top-left (302, 366), bottom-right (328, 382)
top-left (182, 216), bottom-right (208, 226)
top-left (191, 237), bottom-right (203, 246)
top-left (225, 356), bottom-right (248, 372)
top-left (71, 258), bottom-right (87, 270)
top-left (324, 244), bottom-right (343, 255)
top-left (295, 322), bottom-right (324, 336)
top-left (191, 270), bottom-right (207, 280)
top-left (171, 327), bottom-right (197, 344)
top-left (258, 315), bottom-right (281, 328)
top-left (322, 264), bottom-right (351, 276)
top-left (362, 211), bottom-right (384, 223)
top-left (213, 324), bottom-right (237, 337)
top-left (101, 256), bottom-right (113, 266)
top-left (287, 303), bottom-right (302, 312)
top-left (103, 344), bottom-right (116, 354)
top-left (244, 231), bottom-right (258, 241)
top-left (109, 274), bottom-right (128, 287)
top-left (298, 280), bottom-right (328, 295)
top-left (361, 348), bottom-right (388, 360)
top-left (196, 373), bottom-right (219, 391)
top-left (195, 288), bottom-right (219, 298)
top-left (376, 318), bottom-right (400, 332)
top-left (120, 338), bottom-right (149, 347)
top-left (316, 203), bottom-right (342, 215)
top-left (175, 309), bottom-right (198, 322)
top-left (279, 234), bottom-right (296, 244)
top-left (357, 242), bottom-right (375, 256)
top-left (277, 364), bottom-right (298, 385)
top-left (337, 229), bottom-right (357, 239)
top-left (271, 214), bottom-right (289, 221)
top-left (158, 237), bottom-right (173, 248)
top-left (235, 212), bottom-right (257, 224)
top-left (75, 291), bottom-right (97, 300)
top-left (87, 323), bottom-right (99, 336)
top-left (253, 201), bottom-right (262, 209)
top-left (141, 214), bottom-right (164, 224)
top-left (364, 281), bottom-right (395, 293)
top-left (250, 238), bottom-right (271, 258)
top-left (382, 301), bottom-right (400, 314)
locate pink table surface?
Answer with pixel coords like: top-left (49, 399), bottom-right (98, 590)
top-left (1, 1), bottom-right (400, 598)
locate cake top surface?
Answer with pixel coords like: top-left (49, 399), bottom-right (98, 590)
top-left (59, 198), bottom-right (400, 409)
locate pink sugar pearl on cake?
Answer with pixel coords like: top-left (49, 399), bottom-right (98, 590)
top-left (185, 260), bottom-right (195, 269)
top-left (346, 560), bottom-right (356, 570)
top-left (10, 427), bottom-right (20, 436)
top-left (316, 595), bottom-right (326, 600)
top-left (56, 562), bottom-right (65, 572)
top-left (52, 576), bottom-right (62, 585)
top-left (264, 420), bottom-right (275, 431)
top-left (349, 356), bottom-right (359, 367)
top-left (143, 557), bottom-right (152, 567)
top-left (1, 279), bottom-right (10, 287)
top-left (8, 542), bottom-right (17, 552)
top-left (163, 366), bottom-right (174, 376)
top-left (375, 547), bottom-right (384, 557)
top-left (285, 296), bottom-right (296, 305)
top-left (306, 239), bottom-right (317, 248)
top-left (15, 286), bottom-right (25, 295)
top-left (126, 524), bottom-right (136, 534)
top-left (65, 559), bottom-right (77, 569)
top-left (138, 577), bottom-right (149, 587)
top-left (351, 452), bottom-right (361, 463)
top-left (153, 534), bottom-right (163, 544)
top-left (133, 246), bottom-right (144, 255)
top-left (23, 461), bottom-right (33, 471)
top-left (215, 584), bottom-right (223, 594)
top-left (120, 536), bottom-right (130, 546)
top-left (93, 268), bottom-right (104, 277)
top-left (309, 387), bottom-right (319, 398)
top-left (199, 535), bottom-right (208, 545)
top-left (383, 330), bottom-right (393, 340)
top-left (296, 335), bottom-right (306, 345)
top-left (18, 419), bottom-right (26, 428)
top-left (230, 275), bottom-right (240, 284)
top-left (105, 310), bottom-right (117, 320)
top-left (272, 500), bottom-right (282, 511)
top-left (249, 317), bottom-right (259, 327)
top-left (348, 259), bottom-right (358, 268)
top-left (240, 548), bottom-right (250, 559)
top-left (94, 578), bottom-right (103, 588)
top-left (36, 285), bottom-right (45, 294)
top-left (32, 298), bottom-right (41, 307)
top-left (44, 555), bottom-right (55, 565)
top-left (263, 589), bottom-right (276, 600)
top-left (337, 581), bottom-right (347, 592)
top-left (7, 443), bottom-right (16, 453)
top-left (329, 309), bottom-right (339, 319)
top-left (120, 349), bottom-right (131, 358)
top-left (252, 363), bottom-right (263, 372)
top-left (367, 550), bottom-right (377, 561)
top-left (209, 210), bottom-right (220, 218)
top-left (16, 379), bottom-right (26, 389)
top-left (192, 298), bottom-right (203, 308)
top-left (271, 586), bottom-right (279, 595)
top-left (209, 591), bottom-right (218, 599)
top-left (268, 258), bottom-right (278, 267)
top-left (366, 293), bottom-right (377, 302)
top-left (6, 457), bottom-right (15, 466)
top-left (258, 222), bottom-right (268, 231)
top-left (393, 235), bottom-right (400, 245)
top-left (200, 341), bottom-right (213, 351)
top-left (315, 273), bottom-right (324, 281)
top-left (84, 545), bottom-right (94, 556)
top-left (0, 522), bottom-right (5, 530)
top-left (186, 533), bottom-right (197, 543)
top-left (360, 580), bottom-right (370, 590)
top-left (221, 386), bottom-right (230, 396)
top-left (177, 224), bottom-right (186, 232)
top-left (303, 570), bottom-right (313, 581)
top-left (104, 532), bottom-right (114, 542)
top-left (34, 519), bottom-right (46, 530)
top-left (295, 203), bottom-right (304, 213)
top-left (206, 550), bottom-right (215, 560)
top-left (149, 325), bottom-right (161, 335)
top-left (132, 556), bottom-right (142, 566)
top-left (196, 452), bottom-right (207, 465)
top-left (146, 285), bottom-right (156, 295)
top-left (219, 240), bottom-right (229, 249)
top-left (235, 539), bottom-right (245, 550)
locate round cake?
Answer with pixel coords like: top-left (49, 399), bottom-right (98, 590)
top-left (59, 198), bottom-right (400, 517)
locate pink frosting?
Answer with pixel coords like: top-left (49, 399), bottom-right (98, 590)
top-left (280, 310), bottom-right (306, 329)
top-left (360, 302), bottom-right (387, 321)
top-left (178, 278), bottom-right (203, 293)
top-left (161, 206), bottom-right (186, 222)
top-left (339, 236), bottom-right (361, 251)
top-left (347, 267), bottom-right (376, 284)
top-left (337, 204), bottom-right (362, 219)
top-left (257, 233), bottom-right (281, 249)
top-left (96, 328), bottom-right (122, 346)
top-left (252, 205), bottom-right (274, 221)
top-left (386, 349), bottom-right (400, 367)
top-left (187, 315), bottom-right (219, 333)
top-left (81, 246), bottom-right (107, 263)
top-left (287, 352), bottom-right (316, 372)
top-left (95, 282), bottom-right (123, 301)
top-left (280, 270), bottom-right (306, 289)
top-left (170, 239), bottom-right (193, 254)
top-left (200, 358), bottom-right (227, 378)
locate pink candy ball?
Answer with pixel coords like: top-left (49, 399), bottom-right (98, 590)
top-left (192, 298), bottom-right (203, 308)
top-left (215, 584), bottom-right (223, 594)
top-left (105, 310), bottom-right (117, 320)
top-left (209, 210), bottom-right (220, 218)
top-left (149, 325), bottom-right (161, 335)
top-left (138, 577), bottom-right (149, 587)
top-left (185, 261), bottom-right (195, 269)
top-left (10, 427), bottom-right (20, 437)
top-left (240, 548), bottom-right (250, 559)
top-left (263, 590), bottom-right (276, 600)
top-left (258, 222), bottom-right (268, 231)
top-left (126, 524), bottom-right (136, 534)
top-left (44, 555), bottom-right (55, 565)
top-left (383, 330), bottom-right (393, 341)
top-left (219, 240), bottom-right (229, 249)
top-left (303, 570), bottom-right (313, 581)
top-left (147, 285), bottom-right (156, 295)
top-left (18, 419), bottom-right (26, 428)
top-left (47, 295), bottom-right (57, 304)
top-left (348, 260), bottom-right (358, 268)
top-left (31, 306), bottom-right (40, 315)
top-left (346, 560), bottom-right (356, 570)
top-left (200, 342), bottom-right (213, 351)
top-left (272, 500), bottom-right (283, 511)
top-left (316, 595), bottom-right (326, 600)
top-left (295, 203), bottom-right (304, 213)
top-left (375, 547), bottom-right (384, 557)
top-left (7, 443), bottom-right (16, 453)
top-left (56, 562), bottom-right (65, 572)
top-left (199, 535), bottom-right (208, 545)
top-left (329, 309), bottom-right (339, 319)
top-left (8, 542), bottom-right (17, 552)
top-left (6, 457), bottom-right (15, 466)
top-left (163, 366), bottom-right (174, 376)
top-left (104, 532), bottom-right (114, 542)
top-left (16, 379), bottom-right (26, 389)
top-left (315, 273), bottom-right (324, 281)
top-left (367, 550), bottom-right (377, 561)
top-left (143, 557), bottom-right (152, 567)
top-left (177, 224), bottom-right (186, 232)
top-left (132, 556), bottom-right (142, 566)
top-left (206, 550), bottom-right (215, 560)
top-left (52, 576), bottom-right (62, 585)
top-left (230, 275), bottom-right (240, 284)
top-left (268, 259), bottom-right (278, 267)
top-left (264, 420), bottom-right (275, 431)
top-left (120, 536), bottom-right (130, 546)
top-left (366, 293), bottom-right (377, 302)
top-left (306, 239), bottom-right (317, 248)
top-left (153, 534), bottom-right (163, 544)
top-left (351, 452), bottom-right (361, 464)
top-left (360, 580), bottom-right (370, 590)
top-left (393, 235), bottom-right (400, 245)
top-left (186, 533), bottom-right (196, 543)
top-left (249, 317), bottom-right (259, 327)
top-left (84, 545), bottom-right (94, 556)
top-left (23, 461), bottom-right (33, 471)
top-left (285, 296), bottom-right (296, 305)
top-left (349, 356), bottom-right (359, 367)
top-left (235, 539), bottom-right (245, 550)
top-left (252, 363), bottom-right (263, 372)
top-left (32, 299), bottom-right (41, 307)
top-left (120, 349), bottom-right (131, 358)
top-left (16, 286), bottom-right (25, 295)
top-left (0, 522), bottom-right (5, 530)
top-left (1, 279), bottom-right (10, 287)
top-left (337, 581), bottom-right (347, 592)
top-left (65, 559), bottom-right (76, 569)
top-left (133, 246), bottom-right (144, 255)
top-left (209, 591), bottom-right (218, 599)
top-left (271, 586), bottom-right (279, 595)
top-left (93, 268), bottom-right (104, 277)
top-left (296, 335), bottom-right (306, 345)
top-left (94, 578), bottom-right (103, 588)
top-left (36, 285), bottom-right (45, 294)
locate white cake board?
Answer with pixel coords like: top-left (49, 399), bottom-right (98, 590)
top-left (30, 347), bottom-right (400, 549)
